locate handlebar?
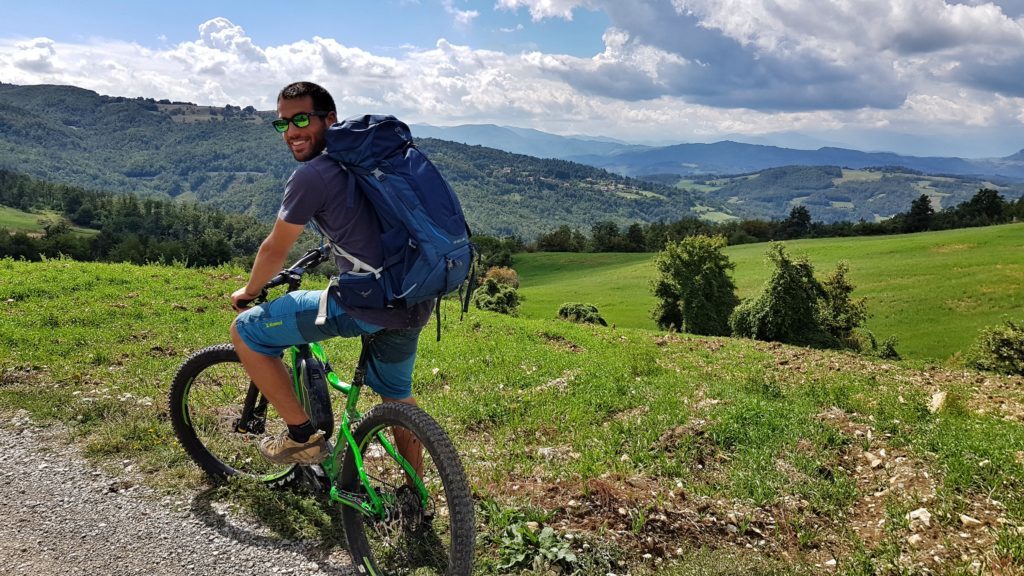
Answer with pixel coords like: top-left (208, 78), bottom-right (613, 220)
top-left (236, 245), bottom-right (331, 308)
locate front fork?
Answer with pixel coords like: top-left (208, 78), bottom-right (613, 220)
top-left (328, 365), bottom-right (430, 517)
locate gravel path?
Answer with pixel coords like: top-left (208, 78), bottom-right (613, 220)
top-left (0, 412), bottom-right (355, 576)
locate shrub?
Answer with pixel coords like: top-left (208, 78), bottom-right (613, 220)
top-left (730, 243), bottom-right (832, 346)
top-left (482, 266), bottom-right (520, 288)
top-left (730, 244), bottom-right (869, 350)
top-left (557, 302), bottom-right (607, 326)
top-left (966, 319), bottom-right (1024, 375)
top-left (650, 235), bottom-right (739, 336)
top-left (862, 331), bottom-right (901, 360)
top-left (471, 278), bottom-right (521, 315)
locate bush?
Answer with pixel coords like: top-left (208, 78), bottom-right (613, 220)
top-left (471, 278), bottom-right (521, 315)
top-left (482, 266), bottom-right (520, 288)
top-left (865, 332), bottom-right (902, 360)
top-left (557, 302), bottom-right (607, 326)
top-left (966, 319), bottom-right (1024, 375)
top-left (730, 244), bottom-right (868, 350)
top-left (730, 243), bottom-right (831, 346)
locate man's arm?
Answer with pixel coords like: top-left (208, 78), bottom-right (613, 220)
top-left (231, 218), bottom-right (306, 310)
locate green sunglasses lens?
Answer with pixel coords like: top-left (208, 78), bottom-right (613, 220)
top-left (271, 113), bottom-right (314, 132)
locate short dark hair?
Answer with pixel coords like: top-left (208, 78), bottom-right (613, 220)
top-left (278, 81), bottom-right (336, 114)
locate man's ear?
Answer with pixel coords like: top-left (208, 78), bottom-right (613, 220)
top-left (326, 111), bottom-right (338, 125)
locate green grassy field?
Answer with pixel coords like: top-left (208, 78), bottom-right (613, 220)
top-left (1, 255), bottom-right (1022, 574)
top-left (516, 223), bottom-right (1024, 362)
top-left (0, 206), bottom-right (97, 235)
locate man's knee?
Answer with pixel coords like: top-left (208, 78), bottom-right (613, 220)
top-left (230, 316), bottom-right (244, 345)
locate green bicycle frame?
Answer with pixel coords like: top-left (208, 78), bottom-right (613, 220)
top-left (287, 342), bottom-right (429, 516)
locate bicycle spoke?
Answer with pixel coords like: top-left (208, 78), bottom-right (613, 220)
top-left (358, 425), bottom-right (451, 573)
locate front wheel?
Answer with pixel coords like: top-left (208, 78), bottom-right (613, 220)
top-left (169, 343), bottom-right (298, 484)
top-left (340, 402), bottom-right (475, 575)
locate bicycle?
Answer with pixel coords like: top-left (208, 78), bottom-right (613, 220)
top-left (169, 245), bottom-right (475, 575)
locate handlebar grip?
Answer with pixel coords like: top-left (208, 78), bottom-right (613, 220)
top-left (293, 246), bottom-right (328, 270)
top-left (235, 287), bottom-right (269, 310)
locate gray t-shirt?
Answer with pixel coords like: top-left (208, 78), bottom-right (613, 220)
top-left (278, 153), bottom-right (433, 329)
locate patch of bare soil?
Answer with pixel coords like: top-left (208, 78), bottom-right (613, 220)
top-left (539, 331), bottom-right (586, 353)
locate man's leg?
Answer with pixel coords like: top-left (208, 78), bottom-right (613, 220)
top-left (230, 321), bottom-right (308, 425)
top-left (230, 319), bottom-right (328, 464)
top-left (382, 396), bottom-right (424, 477)
top-left (231, 290), bottom-right (366, 464)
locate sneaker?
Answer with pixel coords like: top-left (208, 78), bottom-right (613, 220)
top-left (258, 430), bottom-right (329, 465)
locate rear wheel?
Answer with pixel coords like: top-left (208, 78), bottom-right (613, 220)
top-left (169, 344), bottom-right (298, 484)
top-left (340, 402), bottom-right (475, 575)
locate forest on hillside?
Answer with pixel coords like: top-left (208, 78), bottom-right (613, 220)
top-left (0, 171), bottom-right (269, 266)
top-left (530, 187), bottom-right (1024, 253)
top-left (0, 83), bottom-right (703, 239)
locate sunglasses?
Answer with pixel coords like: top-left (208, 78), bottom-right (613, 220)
top-left (272, 111), bottom-right (330, 133)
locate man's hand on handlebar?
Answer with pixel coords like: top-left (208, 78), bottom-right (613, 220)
top-left (230, 246), bottom-right (327, 313)
top-left (231, 287), bottom-right (262, 312)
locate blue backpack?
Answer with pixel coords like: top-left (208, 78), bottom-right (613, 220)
top-left (318, 114), bottom-right (474, 319)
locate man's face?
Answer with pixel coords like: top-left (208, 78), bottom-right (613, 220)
top-left (276, 95), bottom-right (336, 162)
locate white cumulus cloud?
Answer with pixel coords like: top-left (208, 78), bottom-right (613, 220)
top-left (12, 37), bottom-right (57, 73)
top-left (1, 5), bottom-right (1024, 156)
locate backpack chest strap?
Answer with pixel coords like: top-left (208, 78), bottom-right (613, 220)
top-left (329, 242), bottom-right (384, 277)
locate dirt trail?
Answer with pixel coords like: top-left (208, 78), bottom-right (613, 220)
top-left (0, 413), bottom-right (354, 576)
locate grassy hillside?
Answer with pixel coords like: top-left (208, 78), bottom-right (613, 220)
top-left (515, 223), bottom-right (1024, 361)
top-left (0, 206), bottom-right (97, 236)
top-left (0, 83), bottom-right (710, 238)
top-left (1, 256), bottom-right (1022, 574)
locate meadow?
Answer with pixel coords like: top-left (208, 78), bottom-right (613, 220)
top-left (516, 223), bottom-right (1024, 362)
top-left (1, 248), bottom-right (1022, 574)
top-left (0, 206), bottom-right (96, 236)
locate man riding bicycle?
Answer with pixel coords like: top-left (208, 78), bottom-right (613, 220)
top-left (229, 81), bottom-right (432, 467)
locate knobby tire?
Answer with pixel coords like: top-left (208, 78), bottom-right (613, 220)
top-left (169, 343), bottom-right (298, 484)
top-left (340, 402), bottom-right (475, 576)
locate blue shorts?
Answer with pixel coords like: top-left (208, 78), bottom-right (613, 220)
top-left (233, 290), bottom-right (421, 400)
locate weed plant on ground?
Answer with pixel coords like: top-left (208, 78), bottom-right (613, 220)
top-left (1, 255), bottom-right (1023, 574)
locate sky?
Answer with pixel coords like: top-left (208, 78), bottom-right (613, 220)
top-left (3, 0), bottom-right (1024, 158)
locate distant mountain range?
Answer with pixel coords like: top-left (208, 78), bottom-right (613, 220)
top-left (411, 123), bottom-right (1024, 181)
top-left (411, 123), bottom-right (641, 161)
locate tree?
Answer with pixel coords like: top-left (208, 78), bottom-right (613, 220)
top-left (590, 220), bottom-right (622, 252)
top-left (624, 223), bottom-right (646, 252)
top-left (536, 225), bottom-right (586, 252)
top-left (960, 188), bottom-right (1006, 224)
top-left (778, 205), bottom-right (813, 239)
top-left (650, 235), bottom-right (739, 336)
top-left (903, 194), bottom-right (934, 233)
top-left (819, 261), bottom-right (868, 346)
